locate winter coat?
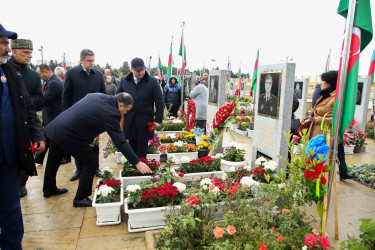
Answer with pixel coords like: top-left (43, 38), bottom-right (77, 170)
top-left (36, 74), bottom-right (63, 125)
top-left (7, 56), bottom-right (43, 109)
top-left (105, 82), bottom-right (117, 96)
top-left (63, 64), bottom-right (105, 110)
top-left (164, 76), bottom-right (181, 105)
top-left (189, 83), bottom-right (208, 120)
top-left (312, 83), bottom-right (322, 109)
top-left (116, 72), bottom-right (164, 140)
top-left (309, 90), bottom-right (335, 139)
top-left (2, 63), bottom-right (45, 176)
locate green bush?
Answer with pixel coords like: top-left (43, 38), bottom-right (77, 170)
top-left (340, 218), bottom-right (375, 250)
top-left (365, 122), bottom-right (374, 139)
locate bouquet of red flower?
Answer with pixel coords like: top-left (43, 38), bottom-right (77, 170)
top-left (178, 156), bottom-right (221, 173)
top-left (227, 166), bottom-right (252, 182)
top-left (121, 157), bottom-right (160, 177)
top-left (212, 102), bottom-right (236, 131)
top-left (186, 100), bottom-right (196, 132)
top-left (147, 122), bottom-right (155, 132)
top-left (140, 183), bottom-right (184, 208)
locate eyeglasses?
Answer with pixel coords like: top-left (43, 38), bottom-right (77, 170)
top-left (85, 59), bottom-right (95, 63)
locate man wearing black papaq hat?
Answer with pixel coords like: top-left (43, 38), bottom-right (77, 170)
top-left (117, 58), bottom-right (164, 158)
top-left (0, 24), bottom-right (45, 249)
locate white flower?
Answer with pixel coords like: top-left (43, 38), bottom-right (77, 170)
top-left (200, 178), bottom-right (213, 190)
top-left (174, 141), bottom-right (185, 147)
top-left (240, 176), bottom-right (259, 188)
top-left (237, 144), bottom-right (245, 151)
top-left (180, 156), bottom-right (190, 163)
top-left (170, 168), bottom-right (177, 175)
top-left (213, 153), bottom-right (224, 159)
top-left (221, 172), bottom-right (228, 180)
top-left (255, 157), bottom-right (267, 166)
top-left (121, 156), bottom-right (128, 164)
top-left (209, 186), bottom-right (220, 196)
top-left (244, 165), bottom-right (252, 171)
top-left (167, 154), bottom-right (179, 164)
top-left (173, 119), bottom-right (183, 123)
top-left (97, 185), bottom-right (114, 197)
top-left (227, 142), bottom-right (244, 151)
top-left (126, 184), bottom-right (141, 193)
top-left (302, 246), bottom-right (307, 250)
top-left (173, 182), bottom-right (186, 192)
top-left (228, 166), bottom-right (236, 172)
top-left (264, 160), bottom-right (278, 171)
top-left (102, 166), bottom-right (113, 173)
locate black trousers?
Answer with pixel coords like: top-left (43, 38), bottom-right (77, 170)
top-left (129, 139), bottom-right (148, 158)
top-left (169, 104), bottom-right (180, 118)
top-left (43, 141), bottom-right (97, 200)
top-left (75, 144), bottom-right (99, 171)
top-left (337, 141), bottom-right (348, 176)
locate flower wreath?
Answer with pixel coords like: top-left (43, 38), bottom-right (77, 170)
top-left (186, 100), bottom-right (196, 132)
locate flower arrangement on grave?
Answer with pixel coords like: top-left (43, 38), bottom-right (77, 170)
top-left (121, 157), bottom-right (160, 177)
top-left (89, 136), bottom-right (100, 147)
top-left (227, 165), bottom-right (252, 182)
top-left (197, 135), bottom-right (211, 150)
top-left (166, 141), bottom-right (196, 153)
top-left (365, 122), bottom-right (374, 138)
top-left (186, 100), bottom-right (196, 132)
top-left (95, 166), bottom-right (122, 203)
top-left (247, 121), bottom-right (254, 130)
top-left (223, 142), bottom-right (245, 162)
top-left (343, 132), bottom-right (355, 146)
top-left (177, 109), bottom-right (187, 122)
top-left (237, 122), bottom-right (247, 131)
top-left (181, 131), bottom-right (196, 143)
top-left (156, 119), bottom-right (186, 131)
top-left (147, 132), bottom-right (160, 154)
top-left (353, 130), bottom-right (366, 147)
top-left (251, 157), bottom-right (278, 183)
top-left (159, 134), bottom-right (174, 144)
top-left (178, 156), bottom-right (221, 174)
top-left (103, 138), bottom-right (118, 158)
top-left (158, 144), bottom-right (167, 154)
top-left (212, 102), bottom-right (237, 132)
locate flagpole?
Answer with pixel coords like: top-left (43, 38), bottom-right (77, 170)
top-left (326, 49), bottom-right (332, 72)
top-left (180, 21), bottom-right (185, 110)
top-left (323, 0), bottom-right (357, 238)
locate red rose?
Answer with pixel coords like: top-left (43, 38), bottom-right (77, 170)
top-left (179, 172), bottom-right (185, 177)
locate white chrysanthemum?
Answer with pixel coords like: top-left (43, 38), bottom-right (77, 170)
top-left (173, 141), bottom-right (185, 147)
top-left (180, 156), bottom-right (190, 163)
top-left (121, 156), bottom-right (128, 164)
top-left (209, 186), bottom-right (220, 196)
top-left (240, 176), bottom-right (259, 188)
top-left (227, 142), bottom-right (239, 149)
top-left (255, 157), bottom-right (267, 166)
top-left (237, 144), bottom-right (245, 151)
top-left (170, 168), bottom-right (177, 175)
top-left (200, 178), bottom-right (213, 190)
top-left (221, 172), bottom-right (228, 180)
top-left (173, 119), bottom-right (183, 123)
top-left (264, 160), bottom-right (278, 171)
top-left (244, 165), bottom-right (251, 171)
top-left (213, 153), bottom-right (224, 159)
top-left (97, 185), bottom-right (114, 197)
top-left (302, 246), bottom-right (307, 250)
top-left (167, 154), bottom-right (179, 163)
top-left (173, 182), bottom-right (186, 192)
top-left (126, 184), bottom-right (141, 193)
top-left (228, 166), bottom-right (236, 172)
top-left (102, 166), bottom-right (113, 173)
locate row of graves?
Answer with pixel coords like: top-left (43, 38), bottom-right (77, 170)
top-left (92, 63), bottom-right (373, 249)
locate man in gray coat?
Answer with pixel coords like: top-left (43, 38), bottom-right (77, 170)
top-left (189, 77), bottom-right (208, 130)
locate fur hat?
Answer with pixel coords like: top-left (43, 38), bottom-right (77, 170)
top-left (321, 70), bottom-right (338, 87)
top-left (11, 39), bottom-right (33, 50)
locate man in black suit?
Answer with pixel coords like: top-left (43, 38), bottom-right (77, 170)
top-left (117, 58), bottom-right (164, 158)
top-left (63, 49), bottom-right (105, 181)
top-left (258, 74), bottom-right (278, 117)
top-left (0, 24), bottom-right (45, 248)
top-left (33, 64), bottom-right (63, 165)
top-left (43, 92), bottom-right (151, 207)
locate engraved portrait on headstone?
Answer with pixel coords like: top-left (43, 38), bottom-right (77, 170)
top-left (241, 82), bottom-right (245, 91)
top-left (230, 82), bottom-right (234, 91)
top-left (209, 75), bottom-right (219, 104)
top-left (184, 74), bottom-right (192, 98)
top-left (294, 81), bottom-right (303, 99)
top-left (356, 81), bottom-right (363, 105)
top-left (258, 72), bottom-right (281, 119)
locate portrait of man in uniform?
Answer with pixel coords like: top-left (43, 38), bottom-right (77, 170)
top-left (356, 81), bottom-right (363, 105)
top-left (294, 81), bottom-right (303, 99)
top-left (258, 72), bottom-right (280, 118)
top-left (209, 75), bottom-right (219, 104)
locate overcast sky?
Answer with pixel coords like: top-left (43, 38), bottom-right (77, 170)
top-left (3, 0), bottom-right (374, 77)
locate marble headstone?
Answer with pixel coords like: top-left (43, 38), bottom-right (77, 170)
top-left (240, 81), bottom-right (246, 98)
top-left (293, 78), bottom-right (309, 121)
top-left (229, 82), bottom-right (235, 95)
top-left (252, 63), bottom-right (295, 172)
top-left (354, 77), bottom-right (371, 132)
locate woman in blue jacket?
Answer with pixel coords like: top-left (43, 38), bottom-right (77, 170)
top-left (164, 76), bottom-right (181, 118)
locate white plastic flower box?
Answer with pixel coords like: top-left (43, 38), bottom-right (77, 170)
top-left (92, 179), bottom-right (123, 226)
top-left (230, 123), bottom-right (238, 131)
top-left (156, 130), bottom-right (184, 137)
top-left (146, 151), bottom-right (161, 162)
top-left (220, 159), bottom-right (246, 172)
top-left (119, 170), bottom-right (153, 188)
top-left (344, 144), bottom-right (355, 154)
top-left (246, 129), bottom-right (254, 138)
top-left (116, 152), bottom-right (123, 164)
top-left (235, 128), bottom-right (248, 136)
top-left (177, 170), bottom-right (225, 182)
top-left (167, 152), bottom-right (198, 163)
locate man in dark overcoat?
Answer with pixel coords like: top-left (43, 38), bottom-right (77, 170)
top-left (0, 24), bottom-right (45, 249)
top-left (44, 92), bottom-right (151, 207)
top-left (63, 49), bottom-right (106, 181)
top-left (116, 58), bottom-right (164, 158)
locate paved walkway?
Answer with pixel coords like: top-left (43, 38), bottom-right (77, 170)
top-left (20, 133), bottom-right (375, 249)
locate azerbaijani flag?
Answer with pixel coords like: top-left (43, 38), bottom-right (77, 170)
top-left (238, 67), bottom-right (241, 90)
top-left (251, 49), bottom-right (259, 96)
top-left (227, 57), bottom-right (231, 83)
top-left (63, 55), bottom-right (66, 71)
top-left (157, 55), bottom-right (163, 78)
top-left (325, 51), bottom-right (330, 72)
top-left (332, 0), bottom-right (373, 141)
top-left (201, 65), bottom-right (205, 74)
top-left (167, 40), bottom-right (173, 80)
top-left (368, 49), bottom-right (375, 84)
top-left (178, 45), bottom-right (186, 86)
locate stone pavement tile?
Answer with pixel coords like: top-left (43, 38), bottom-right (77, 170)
top-left (84, 206), bottom-right (97, 218)
top-left (76, 233), bottom-right (146, 249)
top-left (52, 196), bottom-right (86, 212)
top-left (335, 178), bottom-right (364, 198)
top-left (23, 210), bottom-right (84, 232)
top-left (79, 214), bottom-right (128, 238)
top-left (338, 194), bottom-right (375, 217)
top-left (21, 195), bottom-right (55, 215)
top-left (22, 228), bottom-right (80, 250)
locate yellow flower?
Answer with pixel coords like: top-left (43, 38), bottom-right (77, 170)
top-left (241, 122), bottom-right (246, 126)
top-left (201, 135), bottom-right (209, 141)
top-left (236, 116), bottom-right (242, 120)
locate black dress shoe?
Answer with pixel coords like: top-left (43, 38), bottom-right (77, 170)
top-left (95, 169), bottom-right (103, 177)
top-left (340, 174), bottom-right (356, 181)
top-left (70, 170), bottom-right (81, 181)
top-left (19, 186), bottom-right (27, 198)
top-left (44, 188), bottom-right (68, 198)
top-left (73, 197), bottom-right (93, 207)
top-left (61, 158), bottom-right (71, 165)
